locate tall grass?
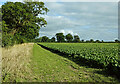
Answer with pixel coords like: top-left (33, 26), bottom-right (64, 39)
top-left (2, 43), bottom-right (34, 82)
top-left (0, 47), bottom-right (2, 83)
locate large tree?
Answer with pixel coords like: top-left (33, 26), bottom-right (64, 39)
top-left (41, 36), bottom-right (49, 42)
top-left (65, 33), bottom-right (73, 42)
top-left (95, 40), bottom-right (100, 43)
top-left (90, 39), bottom-right (94, 43)
top-left (73, 35), bottom-right (80, 42)
top-left (81, 39), bottom-right (84, 42)
top-left (50, 37), bottom-right (55, 42)
top-left (2, 2), bottom-right (49, 45)
top-left (115, 39), bottom-right (119, 43)
top-left (56, 33), bottom-right (65, 42)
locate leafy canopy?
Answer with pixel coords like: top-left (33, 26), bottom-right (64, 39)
top-left (56, 33), bottom-right (65, 42)
top-left (65, 33), bottom-right (73, 42)
top-left (73, 35), bottom-right (80, 42)
top-left (2, 2), bottom-right (49, 40)
top-left (41, 36), bottom-right (49, 42)
top-left (2, 1), bottom-right (49, 47)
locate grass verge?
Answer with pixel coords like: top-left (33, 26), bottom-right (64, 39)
top-left (2, 43), bottom-right (34, 82)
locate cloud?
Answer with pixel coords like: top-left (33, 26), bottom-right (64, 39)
top-left (74, 33), bottom-right (78, 35)
top-left (31, 0), bottom-right (120, 2)
top-left (45, 2), bottom-right (117, 29)
top-left (39, 2), bottom-right (118, 41)
top-left (68, 30), bottom-right (73, 35)
top-left (0, 0), bottom-right (119, 3)
top-left (59, 30), bottom-right (65, 34)
top-left (58, 30), bottom-right (74, 35)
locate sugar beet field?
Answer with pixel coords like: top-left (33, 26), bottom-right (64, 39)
top-left (39, 43), bottom-right (120, 69)
top-left (2, 43), bottom-right (120, 82)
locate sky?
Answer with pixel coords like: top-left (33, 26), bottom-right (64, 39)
top-left (39, 2), bottom-right (118, 41)
top-left (0, 0), bottom-right (119, 41)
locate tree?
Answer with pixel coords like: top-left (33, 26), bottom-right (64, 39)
top-left (2, 2), bottom-right (49, 45)
top-left (0, 8), bottom-right (1, 34)
top-left (81, 39), bottom-right (84, 42)
top-left (2, 20), bottom-right (16, 47)
top-left (51, 37), bottom-right (55, 42)
top-left (34, 37), bottom-right (42, 42)
top-left (90, 39), bottom-right (94, 43)
top-left (73, 35), bottom-right (80, 42)
top-left (115, 39), bottom-right (119, 43)
top-left (95, 40), bottom-right (100, 43)
top-left (86, 40), bottom-right (90, 43)
top-left (65, 33), bottom-right (73, 42)
top-left (56, 33), bottom-right (65, 42)
top-left (101, 40), bottom-right (104, 43)
top-left (41, 36), bottom-right (49, 42)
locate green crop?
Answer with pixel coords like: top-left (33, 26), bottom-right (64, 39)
top-left (39, 43), bottom-right (120, 75)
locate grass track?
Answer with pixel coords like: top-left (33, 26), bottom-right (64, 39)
top-left (32, 44), bottom-right (120, 82)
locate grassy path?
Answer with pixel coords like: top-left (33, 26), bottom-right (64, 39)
top-left (32, 44), bottom-right (120, 82)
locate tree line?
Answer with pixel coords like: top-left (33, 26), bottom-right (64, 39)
top-left (34, 33), bottom-right (120, 43)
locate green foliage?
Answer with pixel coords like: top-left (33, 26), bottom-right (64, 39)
top-left (2, 2), bottom-right (48, 46)
top-left (2, 34), bottom-right (14, 47)
top-left (50, 37), bottom-right (55, 42)
top-left (0, 8), bottom-right (1, 38)
top-left (56, 33), bottom-right (65, 42)
top-left (2, 1), bottom-right (48, 47)
top-left (73, 35), bottom-right (80, 42)
top-left (13, 34), bottom-right (27, 44)
top-left (65, 33), bottom-right (73, 42)
top-left (115, 39), bottom-right (119, 43)
top-left (34, 37), bottom-right (42, 43)
top-left (90, 39), bottom-right (94, 43)
top-left (101, 40), bottom-right (104, 43)
top-left (41, 36), bottom-right (49, 42)
top-left (95, 40), bottom-right (100, 43)
top-left (81, 39), bottom-right (84, 42)
top-left (2, 21), bottom-right (13, 47)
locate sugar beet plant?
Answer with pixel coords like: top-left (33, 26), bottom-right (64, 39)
top-left (39, 43), bottom-right (120, 76)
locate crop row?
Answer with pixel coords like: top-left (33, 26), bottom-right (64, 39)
top-left (39, 43), bottom-right (120, 75)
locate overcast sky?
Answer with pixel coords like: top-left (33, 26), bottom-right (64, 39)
top-left (0, 1), bottom-right (118, 41)
top-left (39, 2), bottom-right (118, 41)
